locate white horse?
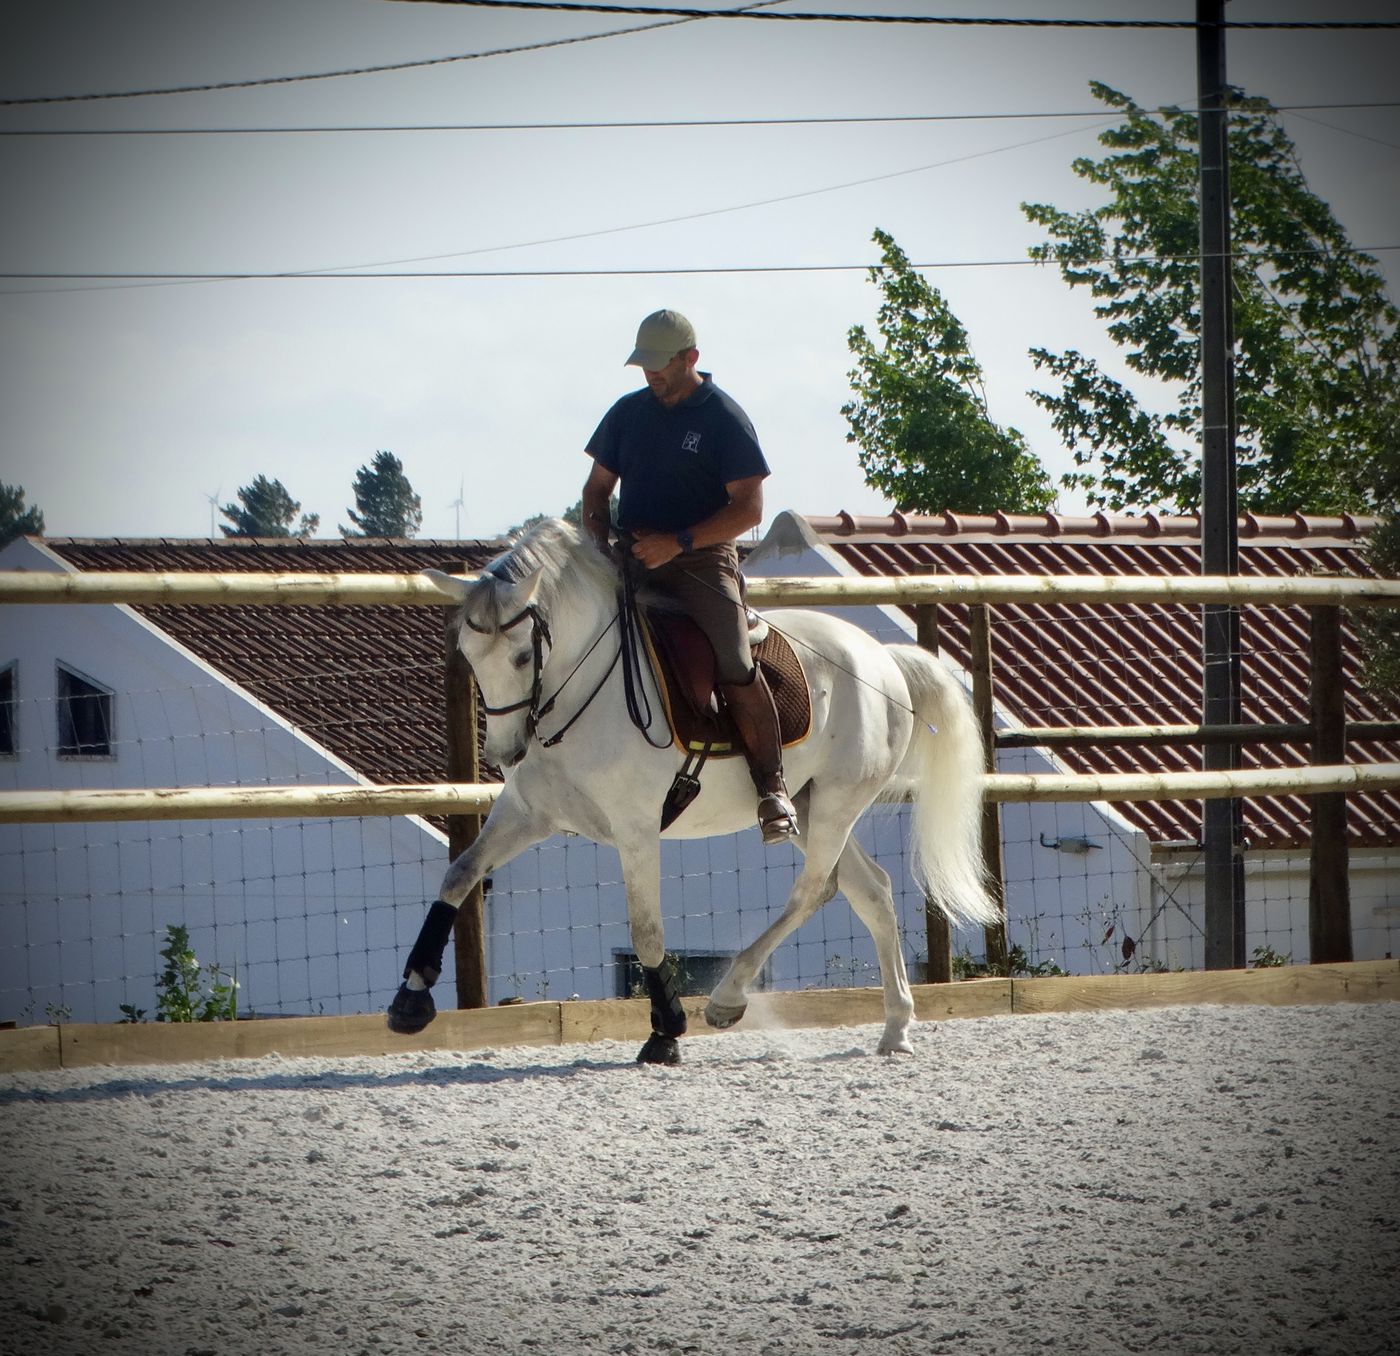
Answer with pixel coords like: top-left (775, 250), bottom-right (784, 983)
top-left (388, 518), bottom-right (997, 1061)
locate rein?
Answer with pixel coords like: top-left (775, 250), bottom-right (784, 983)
top-left (618, 562), bottom-right (675, 750)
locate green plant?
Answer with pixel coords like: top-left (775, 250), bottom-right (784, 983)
top-left (155, 925), bottom-right (238, 1022)
top-left (117, 1003), bottom-right (147, 1023)
top-left (44, 1002), bottom-right (72, 1025)
top-left (952, 945), bottom-right (1067, 980)
top-left (1250, 944), bottom-right (1290, 969)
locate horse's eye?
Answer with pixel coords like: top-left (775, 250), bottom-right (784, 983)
top-left (513, 652), bottom-right (532, 670)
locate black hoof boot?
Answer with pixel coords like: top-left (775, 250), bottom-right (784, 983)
top-left (637, 1032), bottom-right (681, 1065)
top-left (387, 983), bottom-right (437, 1034)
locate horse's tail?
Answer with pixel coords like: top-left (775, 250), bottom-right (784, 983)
top-left (886, 645), bottom-right (999, 928)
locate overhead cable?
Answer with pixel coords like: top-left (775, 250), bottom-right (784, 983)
top-left (6, 244), bottom-right (1396, 293)
top-left (7, 100), bottom-right (1398, 137)
top-left (0, 0), bottom-right (784, 107)
top-left (6, 6), bottom-right (1397, 106)
top-left (390, 1), bottom-right (1400, 29)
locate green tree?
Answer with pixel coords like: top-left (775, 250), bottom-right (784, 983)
top-left (340, 450), bottom-right (423, 538)
top-left (219, 475), bottom-right (319, 538)
top-left (0, 481), bottom-right (44, 547)
top-left (1023, 82), bottom-right (1400, 514)
top-left (1358, 487), bottom-right (1400, 709)
top-left (843, 228), bottom-right (1055, 514)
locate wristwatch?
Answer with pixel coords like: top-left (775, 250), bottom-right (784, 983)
top-left (676, 530), bottom-right (695, 554)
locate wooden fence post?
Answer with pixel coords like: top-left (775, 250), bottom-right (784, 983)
top-left (444, 595), bottom-right (489, 1008)
top-left (1308, 605), bottom-right (1352, 963)
top-left (968, 604), bottom-right (1008, 971)
top-left (916, 585), bottom-right (952, 983)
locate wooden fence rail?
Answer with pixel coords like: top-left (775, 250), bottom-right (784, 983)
top-left (3, 762), bottom-right (1398, 825)
top-left (3, 570), bottom-right (1399, 609)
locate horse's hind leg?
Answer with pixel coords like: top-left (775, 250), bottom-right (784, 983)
top-left (836, 836), bottom-right (916, 1055)
top-left (705, 810), bottom-right (916, 1055)
top-left (617, 834), bottom-right (687, 1065)
top-left (703, 793), bottom-right (847, 1031)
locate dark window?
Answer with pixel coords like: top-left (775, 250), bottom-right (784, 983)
top-left (57, 665), bottom-right (114, 758)
top-left (0, 664), bottom-right (14, 756)
top-left (614, 950), bottom-right (759, 1000)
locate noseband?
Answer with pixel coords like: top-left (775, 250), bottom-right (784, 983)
top-left (464, 602), bottom-right (553, 737)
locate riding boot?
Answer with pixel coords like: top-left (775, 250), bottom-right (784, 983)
top-left (721, 670), bottom-right (799, 846)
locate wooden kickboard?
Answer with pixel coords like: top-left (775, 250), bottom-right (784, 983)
top-left (1, 959), bottom-right (1395, 1074)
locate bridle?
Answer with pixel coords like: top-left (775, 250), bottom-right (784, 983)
top-left (464, 601), bottom-right (553, 738)
top-left (463, 593), bottom-right (623, 749)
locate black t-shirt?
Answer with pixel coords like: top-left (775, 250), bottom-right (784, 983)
top-left (585, 373), bottom-right (769, 532)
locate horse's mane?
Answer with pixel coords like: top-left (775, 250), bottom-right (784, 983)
top-left (472, 517), bottom-right (616, 627)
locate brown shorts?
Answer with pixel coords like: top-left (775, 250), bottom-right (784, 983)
top-left (643, 541), bottom-right (754, 684)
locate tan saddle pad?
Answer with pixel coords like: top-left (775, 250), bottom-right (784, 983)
top-left (640, 608), bottom-right (812, 755)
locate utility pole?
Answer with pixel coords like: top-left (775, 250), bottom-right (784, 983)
top-left (1197, 0), bottom-right (1245, 969)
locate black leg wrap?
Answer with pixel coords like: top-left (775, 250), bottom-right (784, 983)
top-left (643, 956), bottom-right (688, 1039)
top-left (404, 900), bottom-right (457, 986)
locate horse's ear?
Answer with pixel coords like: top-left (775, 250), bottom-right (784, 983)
top-left (499, 565), bottom-right (544, 612)
top-left (422, 568), bottom-right (472, 601)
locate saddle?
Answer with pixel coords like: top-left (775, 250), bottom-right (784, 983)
top-left (638, 606), bottom-right (811, 834)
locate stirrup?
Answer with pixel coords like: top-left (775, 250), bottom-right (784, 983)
top-left (757, 791), bottom-right (799, 846)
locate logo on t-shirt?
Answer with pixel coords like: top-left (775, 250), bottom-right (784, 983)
top-left (682, 431), bottom-right (702, 453)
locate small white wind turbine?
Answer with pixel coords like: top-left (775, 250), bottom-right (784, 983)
top-left (448, 478), bottom-right (465, 539)
top-left (203, 487), bottom-right (222, 537)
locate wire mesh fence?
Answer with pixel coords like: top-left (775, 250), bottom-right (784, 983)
top-left (3, 666), bottom-right (1396, 1026)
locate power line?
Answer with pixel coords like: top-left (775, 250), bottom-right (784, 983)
top-left (6, 245), bottom-right (1396, 292)
top-left (10, 114), bottom-right (1122, 285)
top-left (1287, 110), bottom-right (1400, 155)
top-left (6, 100), bottom-right (1397, 138)
top-left (6, 7), bottom-right (1396, 107)
top-left (0, 0), bottom-right (784, 107)
top-left (391, 1), bottom-right (1400, 28)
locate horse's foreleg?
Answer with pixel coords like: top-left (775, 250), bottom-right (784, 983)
top-left (617, 837), bottom-right (684, 1065)
top-left (387, 793), bottom-right (546, 1035)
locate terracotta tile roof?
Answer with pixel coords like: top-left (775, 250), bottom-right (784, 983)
top-left (803, 511), bottom-right (1399, 851)
top-left (43, 537), bottom-right (507, 794)
top-left (38, 516), bottom-right (1400, 852)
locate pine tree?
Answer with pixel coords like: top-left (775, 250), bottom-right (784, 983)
top-left (219, 475), bottom-right (320, 538)
top-left (340, 451), bottom-right (423, 539)
top-left (0, 482), bottom-right (44, 547)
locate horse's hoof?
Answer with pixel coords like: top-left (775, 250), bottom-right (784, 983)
top-left (877, 1036), bottom-right (915, 1056)
top-left (387, 984), bottom-right (437, 1034)
top-left (703, 1001), bottom-right (747, 1030)
top-left (637, 1033), bottom-right (681, 1065)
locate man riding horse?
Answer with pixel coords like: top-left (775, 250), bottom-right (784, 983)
top-left (581, 308), bottom-right (799, 846)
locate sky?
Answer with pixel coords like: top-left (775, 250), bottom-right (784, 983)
top-left (1, 0), bottom-right (1396, 543)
